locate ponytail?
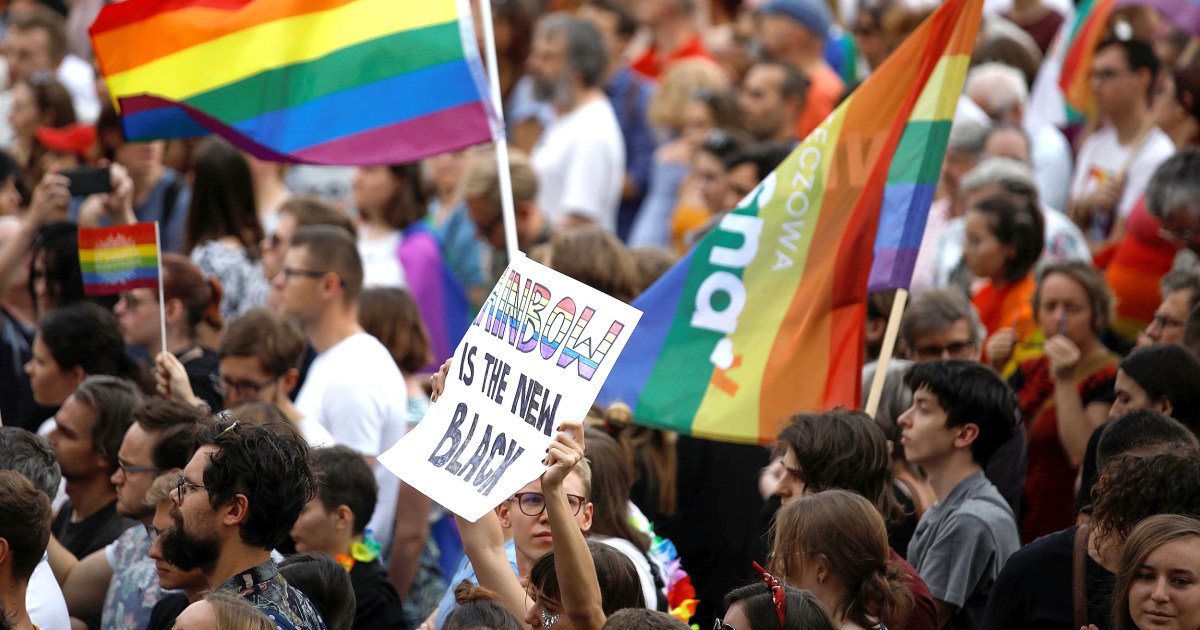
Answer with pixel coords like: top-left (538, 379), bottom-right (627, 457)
top-left (852, 558), bottom-right (914, 629)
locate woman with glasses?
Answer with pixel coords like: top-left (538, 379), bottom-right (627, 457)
top-left (115, 253), bottom-right (223, 412)
top-left (769, 490), bottom-right (913, 630)
top-left (964, 195), bottom-right (1045, 377)
top-left (718, 569), bottom-right (836, 630)
top-left (1008, 261), bottom-right (1118, 543)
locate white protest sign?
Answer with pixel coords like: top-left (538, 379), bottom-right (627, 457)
top-left (379, 255), bottom-right (642, 522)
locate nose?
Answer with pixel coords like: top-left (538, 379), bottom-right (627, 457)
top-left (23, 359), bottom-right (32, 376)
top-left (1151, 577), bottom-right (1170, 602)
top-left (897, 407), bottom-right (913, 428)
top-left (524, 605), bottom-right (540, 627)
top-left (111, 468), bottom-right (123, 486)
top-left (271, 270), bottom-right (284, 291)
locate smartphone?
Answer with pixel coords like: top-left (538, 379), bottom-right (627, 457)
top-left (62, 166), bottom-right (112, 197)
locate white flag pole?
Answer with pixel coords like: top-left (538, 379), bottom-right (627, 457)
top-left (154, 220), bottom-right (167, 359)
top-left (475, 0), bottom-right (522, 263)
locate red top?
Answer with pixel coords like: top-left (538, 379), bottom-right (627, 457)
top-left (972, 274), bottom-right (1037, 367)
top-left (1104, 196), bottom-right (1177, 338)
top-left (630, 33), bottom-right (713, 81)
top-left (892, 548), bottom-right (939, 630)
top-left (1011, 354), bottom-right (1117, 543)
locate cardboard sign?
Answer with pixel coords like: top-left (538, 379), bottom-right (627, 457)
top-left (379, 255), bottom-right (642, 522)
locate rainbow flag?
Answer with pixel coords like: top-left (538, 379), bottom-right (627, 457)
top-left (399, 223), bottom-right (471, 371)
top-left (1058, 0), bottom-right (1117, 123)
top-left (89, 0), bottom-right (499, 165)
top-left (78, 223), bottom-right (161, 296)
top-left (597, 0), bottom-right (982, 444)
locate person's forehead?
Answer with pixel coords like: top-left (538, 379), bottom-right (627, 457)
top-left (1093, 46), bottom-right (1128, 69)
top-left (220, 355), bottom-right (271, 379)
top-left (119, 423), bottom-right (152, 458)
top-left (184, 444), bottom-right (219, 478)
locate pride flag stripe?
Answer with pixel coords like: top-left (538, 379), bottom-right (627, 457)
top-left (597, 0), bottom-right (982, 444)
top-left (78, 223), bottom-right (162, 297)
top-left (91, 0), bottom-right (498, 165)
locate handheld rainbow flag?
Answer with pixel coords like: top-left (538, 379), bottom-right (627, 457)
top-left (88, 0), bottom-right (500, 165)
top-left (597, 0), bottom-right (983, 444)
top-left (79, 222), bottom-right (161, 296)
top-left (1057, 0), bottom-right (1117, 124)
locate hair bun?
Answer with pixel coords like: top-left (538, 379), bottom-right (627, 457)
top-left (453, 580), bottom-right (501, 605)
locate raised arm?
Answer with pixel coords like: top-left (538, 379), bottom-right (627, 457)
top-left (543, 422), bottom-right (606, 630)
top-left (454, 507), bottom-right (531, 626)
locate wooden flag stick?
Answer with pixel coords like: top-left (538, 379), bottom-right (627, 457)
top-left (155, 220), bottom-right (167, 359)
top-left (865, 288), bottom-right (909, 419)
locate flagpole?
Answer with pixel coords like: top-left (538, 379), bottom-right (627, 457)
top-left (476, 0), bottom-right (522, 263)
top-left (154, 220), bottom-right (167, 360)
top-left (865, 288), bottom-right (908, 419)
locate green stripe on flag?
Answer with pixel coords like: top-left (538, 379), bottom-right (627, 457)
top-left (886, 119), bottom-right (951, 185)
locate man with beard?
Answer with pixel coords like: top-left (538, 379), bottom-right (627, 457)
top-left (527, 14), bottom-right (625, 233)
top-left (161, 419), bottom-right (325, 630)
top-left (46, 376), bottom-right (141, 559)
top-left (47, 399), bottom-right (206, 630)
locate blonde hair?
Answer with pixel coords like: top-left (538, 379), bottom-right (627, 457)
top-left (143, 472), bottom-right (180, 506)
top-left (648, 59), bottom-right (730, 132)
top-left (203, 590), bottom-right (276, 630)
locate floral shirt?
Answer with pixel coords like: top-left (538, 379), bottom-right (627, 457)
top-left (219, 561), bottom-right (327, 630)
top-left (189, 240), bottom-right (269, 321)
top-left (102, 525), bottom-right (167, 630)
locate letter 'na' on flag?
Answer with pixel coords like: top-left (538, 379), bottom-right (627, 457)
top-left (597, 0), bottom-right (983, 444)
top-left (79, 223), bottom-right (161, 296)
top-left (88, 0), bottom-right (501, 165)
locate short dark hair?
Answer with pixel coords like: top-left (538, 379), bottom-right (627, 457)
top-left (1161, 268), bottom-right (1200, 310)
top-left (219, 309), bottom-right (307, 377)
top-left (38, 302), bottom-right (141, 383)
top-left (311, 445), bottom-right (378, 536)
top-left (724, 142), bottom-right (794, 181)
top-left (134, 399), bottom-right (209, 471)
top-left (906, 360), bottom-right (1017, 466)
top-left (601, 608), bottom-right (690, 629)
top-left (1119, 345), bottom-right (1200, 432)
top-left (748, 59), bottom-right (810, 102)
top-left (0, 470), bottom-right (52, 584)
top-left (529, 541), bottom-right (644, 615)
top-left (585, 0), bottom-right (639, 38)
top-left (444, 580), bottom-right (524, 630)
top-left (1146, 149), bottom-right (1200, 223)
top-left (279, 196), bottom-right (356, 238)
top-left (290, 225), bottom-right (364, 301)
top-left (722, 582), bottom-right (837, 630)
top-left (8, 7), bottom-right (68, 62)
top-left (536, 14), bottom-right (609, 89)
top-left (29, 222), bottom-right (86, 316)
top-left (776, 410), bottom-right (902, 524)
top-left (966, 195), bottom-right (1045, 282)
top-left (1097, 410), bottom-right (1199, 472)
top-left (196, 420), bottom-right (317, 550)
top-left (1095, 38), bottom-right (1159, 95)
top-left (278, 553), bottom-right (356, 630)
top-left (185, 136), bottom-right (263, 253)
top-left (71, 376), bottom-right (143, 474)
top-left (0, 427), bottom-right (61, 498)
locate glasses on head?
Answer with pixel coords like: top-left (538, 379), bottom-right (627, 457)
top-left (752, 561), bottom-right (787, 629)
top-left (210, 373), bottom-right (280, 399)
top-left (281, 266), bottom-right (345, 287)
top-left (174, 474), bottom-right (209, 503)
top-left (1152, 312), bottom-right (1187, 330)
top-left (911, 339), bottom-right (975, 360)
top-left (511, 492), bottom-right (585, 517)
top-left (117, 458), bottom-right (158, 477)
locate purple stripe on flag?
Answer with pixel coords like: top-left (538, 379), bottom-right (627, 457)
top-left (868, 247), bottom-right (922, 293)
top-left (1116, 0), bottom-right (1200, 35)
top-left (292, 102), bottom-right (495, 165)
top-left (869, 182), bottom-right (937, 292)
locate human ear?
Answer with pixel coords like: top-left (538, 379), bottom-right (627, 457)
top-left (223, 494), bottom-right (250, 527)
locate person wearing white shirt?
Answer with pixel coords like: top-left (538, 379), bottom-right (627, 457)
top-left (279, 226), bottom-right (408, 551)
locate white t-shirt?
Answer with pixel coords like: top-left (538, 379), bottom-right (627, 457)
top-left (297, 416), bottom-right (335, 448)
top-left (531, 97), bottom-right (625, 232)
top-left (295, 333), bottom-right (408, 548)
top-left (591, 535), bottom-right (659, 610)
top-left (358, 228), bottom-right (407, 289)
top-left (29, 554), bottom-right (70, 630)
top-left (1070, 126), bottom-right (1174, 232)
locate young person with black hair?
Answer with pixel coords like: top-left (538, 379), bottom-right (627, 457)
top-left (897, 360), bottom-right (1020, 628)
top-left (160, 419), bottom-right (325, 629)
top-left (290, 445), bottom-right (406, 630)
top-left (279, 553), bottom-right (357, 630)
top-left (719, 574), bottom-right (837, 630)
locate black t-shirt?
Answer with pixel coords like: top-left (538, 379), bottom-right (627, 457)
top-left (179, 345), bottom-right (223, 412)
top-left (981, 525), bottom-right (1114, 630)
top-left (52, 499), bottom-right (137, 559)
top-left (145, 592), bottom-right (190, 630)
top-left (888, 482), bottom-right (918, 559)
top-left (349, 559), bottom-right (409, 630)
top-left (1075, 424), bottom-right (1106, 512)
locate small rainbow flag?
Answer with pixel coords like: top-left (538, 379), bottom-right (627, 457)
top-left (88, 0), bottom-right (499, 165)
top-left (1058, 0), bottom-right (1117, 123)
top-left (597, 0), bottom-right (983, 444)
top-left (78, 222), bottom-right (161, 296)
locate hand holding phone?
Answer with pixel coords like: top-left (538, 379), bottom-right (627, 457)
top-left (62, 166), bottom-right (112, 197)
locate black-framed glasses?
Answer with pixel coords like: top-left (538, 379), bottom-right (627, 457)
top-left (117, 458), bottom-right (158, 477)
top-left (752, 561), bottom-right (787, 629)
top-left (511, 492), bottom-right (585, 517)
top-left (175, 475), bottom-right (209, 503)
top-left (210, 373), bottom-right (280, 398)
top-left (281, 266), bottom-right (345, 287)
top-left (911, 339), bottom-right (976, 360)
top-left (1152, 312), bottom-right (1187, 330)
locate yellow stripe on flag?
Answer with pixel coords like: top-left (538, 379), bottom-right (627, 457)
top-left (910, 55), bottom-right (970, 122)
top-left (79, 244), bottom-right (159, 264)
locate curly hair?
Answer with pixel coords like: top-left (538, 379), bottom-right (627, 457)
top-left (1090, 446), bottom-right (1200, 550)
top-left (196, 419), bottom-right (317, 550)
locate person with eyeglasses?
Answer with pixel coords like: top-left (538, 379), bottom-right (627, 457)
top-left (1135, 268), bottom-right (1200, 349)
top-left (1067, 38), bottom-right (1174, 253)
top-left (160, 420), bottom-right (326, 630)
top-left (45, 397), bottom-right (206, 630)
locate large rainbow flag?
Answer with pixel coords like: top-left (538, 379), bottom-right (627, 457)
top-left (597, 0), bottom-right (983, 444)
top-left (89, 0), bottom-right (499, 165)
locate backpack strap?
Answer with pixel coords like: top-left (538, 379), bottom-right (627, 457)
top-left (1073, 523), bottom-right (1092, 628)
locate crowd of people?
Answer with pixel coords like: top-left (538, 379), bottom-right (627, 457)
top-left (0, 0), bottom-right (1199, 629)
